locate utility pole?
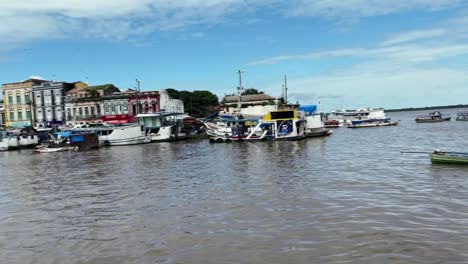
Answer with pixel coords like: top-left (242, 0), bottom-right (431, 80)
top-left (237, 70), bottom-right (244, 111)
top-left (136, 79), bottom-right (141, 115)
top-left (284, 74), bottom-right (288, 105)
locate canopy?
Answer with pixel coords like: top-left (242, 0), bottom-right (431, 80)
top-left (299, 105), bottom-right (317, 113)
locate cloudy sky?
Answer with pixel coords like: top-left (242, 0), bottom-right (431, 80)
top-left (1, 0), bottom-right (468, 110)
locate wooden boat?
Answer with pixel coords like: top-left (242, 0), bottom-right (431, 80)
top-left (35, 147), bottom-right (72, 153)
top-left (324, 120), bottom-right (340, 128)
top-left (431, 151), bottom-right (468, 164)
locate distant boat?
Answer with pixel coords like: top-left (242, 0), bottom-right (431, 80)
top-left (456, 111), bottom-right (468, 121)
top-left (431, 151), bottom-right (468, 164)
top-left (416, 111), bottom-right (451, 123)
top-left (347, 119), bottom-right (399, 128)
top-left (329, 108), bottom-right (386, 126)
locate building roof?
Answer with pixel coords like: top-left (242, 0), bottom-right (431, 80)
top-left (222, 93), bottom-right (275, 103)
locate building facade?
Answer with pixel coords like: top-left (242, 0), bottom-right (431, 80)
top-left (2, 79), bottom-right (46, 128)
top-left (32, 81), bottom-right (87, 128)
top-left (222, 93), bottom-right (276, 117)
top-left (0, 104), bottom-right (4, 128)
top-left (159, 89), bottom-right (184, 113)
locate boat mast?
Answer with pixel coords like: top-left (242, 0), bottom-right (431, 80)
top-left (237, 70), bottom-right (244, 112)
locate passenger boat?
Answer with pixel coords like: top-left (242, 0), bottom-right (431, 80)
top-left (329, 108), bottom-right (386, 126)
top-left (65, 124), bottom-right (150, 146)
top-left (456, 111), bottom-right (468, 121)
top-left (203, 112), bottom-right (259, 140)
top-left (137, 112), bottom-right (196, 142)
top-left (431, 151), bottom-right (468, 164)
top-left (347, 118), bottom-right (399, 128)
top-left (244, 110), bottom-right (307, 141)
top-left (416, 111), bottom-right (451, 123)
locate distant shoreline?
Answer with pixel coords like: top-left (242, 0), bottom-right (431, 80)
top-left (386, 104), bottom-right (468, 113)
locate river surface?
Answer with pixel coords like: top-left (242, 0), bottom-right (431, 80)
top-left (1, 109), bottom-right (468, 264)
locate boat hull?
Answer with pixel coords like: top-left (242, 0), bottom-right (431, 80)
top-left (416, 117), bottom-right (451, 123)
top-left (431, 153), bottom-right (468, 164)
top-left (102, 136), bottom-right (150, 146)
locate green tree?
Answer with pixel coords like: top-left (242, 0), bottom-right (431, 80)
top-left (242, 88), bottom-right (264, 95)
top-left (166, 89), bottom-right (219, 117)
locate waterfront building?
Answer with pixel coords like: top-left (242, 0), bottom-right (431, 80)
top-left (2, 78), bottom-right (47, 128)
top-left (32, 81), bottom-right (87, 128)
top-left (159, 89), bottom-right (184, 113)
top-left (123, 89), bottom-right (160, 116)
top-left (65, 84), bottom-right (120, 125)
top-left (222, 93), bottom-right (276, 117)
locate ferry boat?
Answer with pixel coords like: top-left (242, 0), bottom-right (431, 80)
top-left (329, 108), bottom-right (386, 125)
top-left (203, 112), bottom-right (258, 140)
top-left (65, 124), bottom-right (150, 146)
top-left (456, 111), bottom-right (468, 121)
top-left (415, 111), bottom-right (451, 123)
top-left (137, 112), bottom-right (196, 142)
top-left (244, 110), bottom-right (307, 141)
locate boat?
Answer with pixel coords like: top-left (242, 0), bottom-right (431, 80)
top-left (329, 108), bottom-right (386, 126)
top-left (137, 112), bottom-right (197, 142)
top-left (416, 111), bottom-right (451, 123)
top-left (456, 111), bottom-right (468, 121)
top-left (65, 124), bottom-right (150, 146)
top-left (203, 112), bottom-right (259, 140)
top-left (348, 120), bottom-right (399, 128)
top-left (244, 110), bottom-right (307, 141)
top-left (299, 105), bottom-right (333, 138)
top-left (324, 119), bottom-right (341, 128)
top-left (35, 147), bottom-right (72, 153)
top-left (431, 151), bottom-right (468, 164)
top-left (0, 132), bottom-right (20, 151)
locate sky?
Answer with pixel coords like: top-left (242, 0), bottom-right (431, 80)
top-left (1, 0), bottom-right (468, 111)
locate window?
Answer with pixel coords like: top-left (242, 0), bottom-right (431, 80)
top-left (91, 107), bottom-right (95, 115)
top-left (26, 110), bottom-right (31, 120)
top-left (25, 94), bottom-right (30, 104)
top-left (8, 96), bottom-right (13, 104)
top-left (79, 108), bottom-right (83, 117)
top-left (16, 95), bottom-right (21, 104)
top-left (18, 111), bottom-right (23, 120)
top-left (105, 107), bottom-right (109, 113)
top-left (9, 112), bottom-right (14, 120)
top-left (111, 105), bottom-right (115, 112)
top-left (85, 107), bottom-right (89, 116)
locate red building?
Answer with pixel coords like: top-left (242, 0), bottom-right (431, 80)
top-left (124, 89), bottom-right (160, 116)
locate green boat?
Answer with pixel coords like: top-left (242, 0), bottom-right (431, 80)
top-left (430, 151), bottom-right (468, 164)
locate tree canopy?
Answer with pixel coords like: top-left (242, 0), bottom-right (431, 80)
top-left (242, 88), bottom-right (264, 95)
top-left (166, 89), bottom-right (219, 117)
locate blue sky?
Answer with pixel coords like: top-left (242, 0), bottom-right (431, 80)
top-left (1, 0), bottom-right (468, 111)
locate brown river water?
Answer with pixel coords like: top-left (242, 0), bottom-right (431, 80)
top-left (1, 109), bottom-right (468, 264)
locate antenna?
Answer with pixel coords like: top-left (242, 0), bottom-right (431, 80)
top-left (284, 74), bottom-right (288, 104)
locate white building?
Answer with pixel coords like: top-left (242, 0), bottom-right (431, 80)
top-left (159, 89), bottom-right (184, 113)
top-left (222, 93), bottom-right (276, 117)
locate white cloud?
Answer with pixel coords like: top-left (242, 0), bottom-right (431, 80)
top-left (0, 0), bottom-right (465, 47)
top-left (285, 0), bottom-right (464, 18)
top-left (380, 28), bottom-right (447, 46)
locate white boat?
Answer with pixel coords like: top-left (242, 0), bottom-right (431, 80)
top-left (348, 120), bottom-right (399, 128)
top-left (0, 132), bottom-right (19, 151)
top-left (66, 124), bottom-right (150, 146)
top-left (329, 108), bottom-right (387, 125)
top-left (137, 112), bottom-right (194, 142)
top-left (299, 105), bottom-right (333, 138)
top-left (18, 134), bottom-right (39, 148)
top-left (35, 147), bottom-right (70, 153)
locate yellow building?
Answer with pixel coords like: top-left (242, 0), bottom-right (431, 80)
top-left (2, 78), bottom-right (47, 128)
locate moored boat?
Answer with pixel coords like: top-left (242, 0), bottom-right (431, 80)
top-left (65, 124), bottom-right (150, 146)
top-left (244, 109), bottom-right (307, 141)
top-left (329, 108), bottom-right (386, 126)
top-left (137, 112), bottom-right (197, 142)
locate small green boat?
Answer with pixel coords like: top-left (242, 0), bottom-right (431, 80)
top-left (430, 151), bottom-right (468, 164)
